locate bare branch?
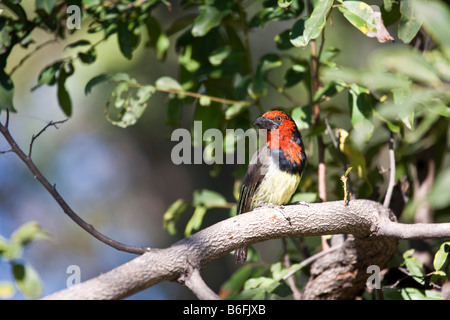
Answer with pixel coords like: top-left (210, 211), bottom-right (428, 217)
top-left (282, 239), bottom-right (301, 300)
top-left (179, 267), bottom-right (220, 300)
top-left (383, 131), bottom-right (396, 208)
top-left (28, 119), bottom-right (68, 157)
top-left (42, 200), bottom-right (450, 300)
top-left (0, 117), bottom-right (149, 255)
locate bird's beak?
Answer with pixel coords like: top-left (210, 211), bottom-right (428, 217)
top-left (254, 116), bottom-right (279, 130)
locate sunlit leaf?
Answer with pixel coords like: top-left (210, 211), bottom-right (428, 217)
top-left (193, 189), bottom-right (227, 208)
top-left (36, 0), bottom-right (57, 15)
top-left (12, 262), bottom-right (43, 299)
top-left (156, 76), bottom-right (183, 91)
top-left (338, 1), bottom-right (394, 43)
top-left (163, 199), bottom-right (190, 235)
top-left (184, 206), bottom-right (207, 237)
top-left (348, 84), bottom-right (374, 147)
top-left (403, 249), bottom-right (425, 285)
top-left (433, 242), bottom-right (450, 271)
top-left (290, 0), bottom-right (333, 47)
top-left (398, 0), bottom-right (421, 44)
top-left (192, 5), bottom-right (230, 37)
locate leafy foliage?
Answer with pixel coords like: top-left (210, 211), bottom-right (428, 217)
top-left (1, 0), bottom-right (449, 300)
top-left (0, 222), bottom-right (50, 299)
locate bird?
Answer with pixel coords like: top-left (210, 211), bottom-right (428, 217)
top-left (234, 110), bottom-right (307, 263)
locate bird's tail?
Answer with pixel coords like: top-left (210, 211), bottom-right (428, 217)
top-left (234, 246), bottom-right (248, 264)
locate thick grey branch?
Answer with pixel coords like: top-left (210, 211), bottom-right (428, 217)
top-left (43, 199), bottom-right (450, 300)
top-left (179, 267), bottom-right (221, 300)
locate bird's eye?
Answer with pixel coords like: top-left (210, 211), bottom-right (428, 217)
top-left (276, 116), bottom-right (283, 122)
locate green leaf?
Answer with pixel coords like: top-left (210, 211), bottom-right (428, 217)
top-left (78, 48), bottom-right (97, 65)
top-left (348, 84), bottom-right (374, 147)
top-left (107, 84), bottom-right (154, 128)
top-left (162, 199), bottom-right (190, 235)
top-left (338, 1), bottom-right (377, 35)
top-left (398, 0), bottom-right (421, 44)
top-left (278, 0), bottom-right (293, 9)
top-left (275, 29), bottom-right (295, 50)
top-left (0, 69), bottom-right (15, 111)
top-left (283, 64), bottom-right (306, 88)
top-left (291, 105), bottom-right (311, 130)
top-left (178, 45), bottom-right (200, 72)
top-left (429, 270), bottom-right (447, 284)
top-left (225, 103), bottom-right (248, 120)
top-left (117, 20), bottom-right (139, 60)
top-left (219, 265), bottom-right (253, 299)
top-left (208, 45), bottom-right (232, 66)
top-left (257, 54), bottom-right (282, 74)
top-left (155, 76), bottom-right (183, 91)
top-left (12, 262), bottom-right (43, 299)
top-left (10, 222), bottom-right (51, 249)
top-left (35, 0), bottom-right (57, 15)
top-left (250, 6), bottom-right (295, 28)
top-left (184, 206), bottom-right (207, 237)
top-left (337, 128), bottom-right (368, 181)
top-left (192, 189), bottom-right (227, 208)
top-left (34, 60), bottom-right (64, 90)
top-left (401, 288), bottom-right (444, 300)
top-left (192, 5), bottom-right (230, 37)
top-left (57, 66), bottom-right (72, 117)
top-left (403, 249), bottom-right (425, 285)
top-left (85, 74), bottom-right (111, 95)
top-left (290, 0), bottom-right (333, 47)
top-left (64, 40), bottom-right (91, 49)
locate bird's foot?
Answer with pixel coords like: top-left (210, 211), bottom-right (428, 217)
top-left (290, 201), bottom-right (310, 207)
top-left (256, 203), bottom-right (291, 225)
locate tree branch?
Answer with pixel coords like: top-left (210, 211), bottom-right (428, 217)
top-left (0, 113), bottom-right (149, 255)
top-left (179, 267), bottom-right (221, 300)
top-left (28, 119), bottom-right (68, 157)
top-left (42, 199), bottom-right (450, 300)
top-left (383, 131), bottom-right (396, 208)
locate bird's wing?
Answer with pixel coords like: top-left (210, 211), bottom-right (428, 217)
top-left (237, 146), bottom-right (270, 215)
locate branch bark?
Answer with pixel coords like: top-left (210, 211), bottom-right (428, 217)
top-left (42, 199), bottom-right (450, 300)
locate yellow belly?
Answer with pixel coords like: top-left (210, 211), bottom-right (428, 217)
top-left (250, 162), bottom-right (301, 210)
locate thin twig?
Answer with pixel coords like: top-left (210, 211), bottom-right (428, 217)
top-left (0, 116), bottom-right (149, 255)
top-left (9, 39), bottom-right (58, 76)
top-left (383, 131), bottom-right (395, 208)
top-left (29, 119), bottom-right (68, 157)
top-left (281, 239), bottom-right (301, 300)
top-left (155, 87), bottom-right (251, 106)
